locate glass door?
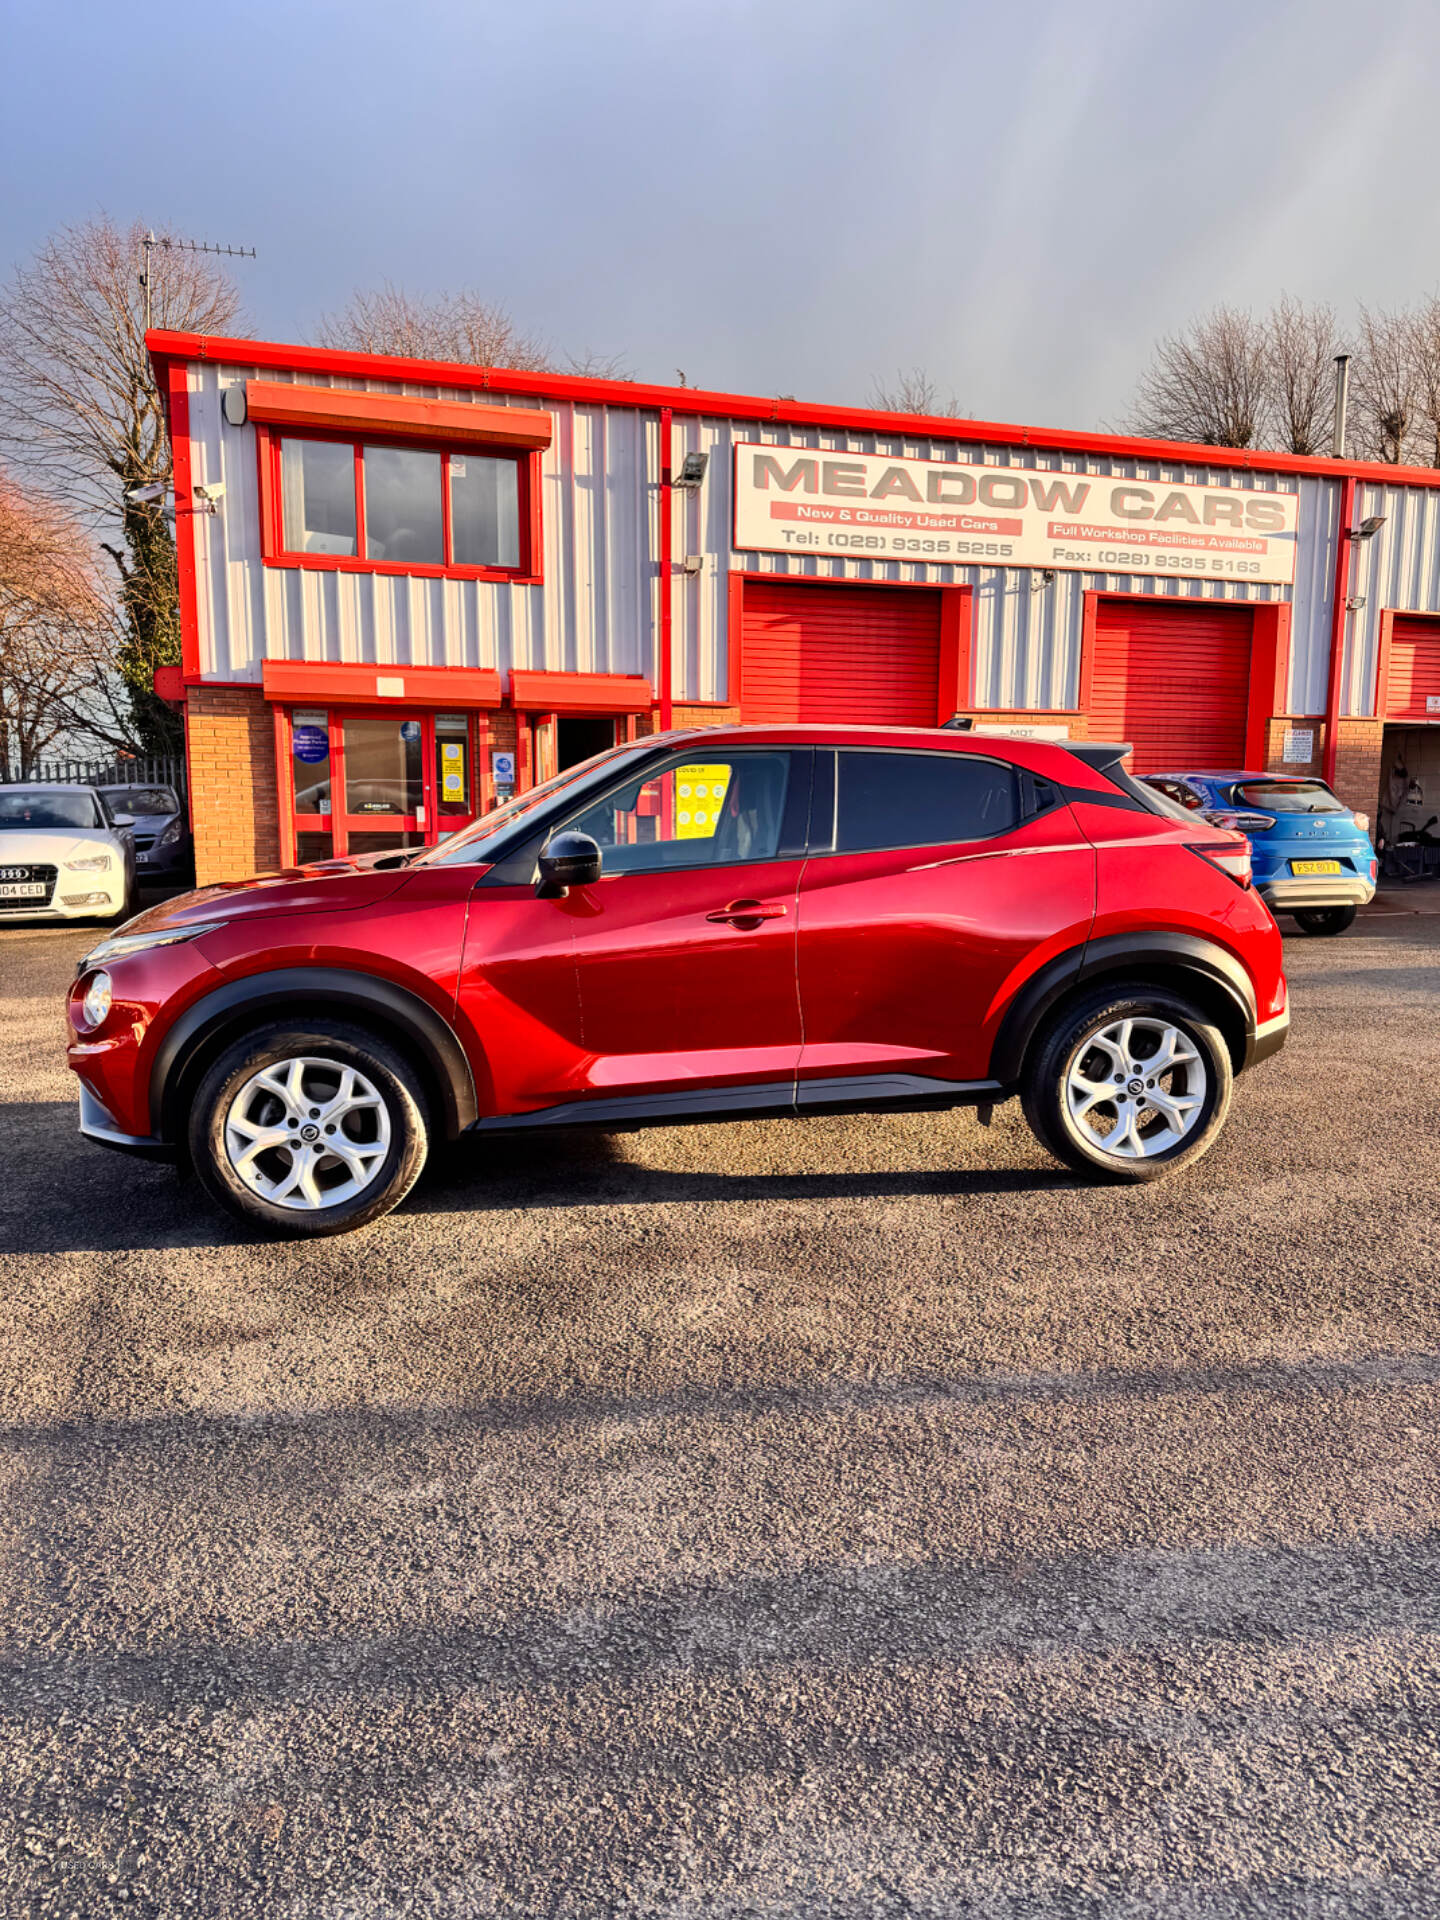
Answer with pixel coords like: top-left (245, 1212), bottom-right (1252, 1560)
top-left (335, 713), bottom-right (428, 855)
top-left (284, 708), bottom-right (490, 861)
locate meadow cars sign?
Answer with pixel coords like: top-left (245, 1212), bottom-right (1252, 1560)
top-left (733, 444), bottom-right (1300, 585)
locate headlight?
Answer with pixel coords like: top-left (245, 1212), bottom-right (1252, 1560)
top-left (80, 971), bottom-right (112, 1030)
top-left (82, 920), bottom-right (225, 966)
top-left (158, 820), bottom-right (184, 847)
top-left (65, 853), bottom-right (113, 872)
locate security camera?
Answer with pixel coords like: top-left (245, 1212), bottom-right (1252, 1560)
top-left (192, 481), bottom-right (225, 504)
top-left (126, 482), bottom-right (167, 506)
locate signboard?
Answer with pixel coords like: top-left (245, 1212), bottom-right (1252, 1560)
top-left (1427, 695), bottom-right (1440, 715)
top-left (491, 750), bottom-right (517, 790)
top-left (972, 723), bottom-right (1071, 741)
top-left (733, 444), bottom-right (1299, 585)
top-left (440, 740), bottom-right (465, 801)
top-left (292, 724), bottom-right (329, 764)
top-left (1282, 727), bottom-right (1315, 764)
top-left (673, 764), bottom-right (731, 839)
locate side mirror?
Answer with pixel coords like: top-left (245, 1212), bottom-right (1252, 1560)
top-left (536, 830), bottom-right (602, 898)
top-left (112, 814), bottom-right (135, 829)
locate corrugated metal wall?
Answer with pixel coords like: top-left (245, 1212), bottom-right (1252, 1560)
top-left (186, 356), bottom-right (1440, 720)
top-left (681, 415), bottom-right (1348, 716)
top-left (186, 359), bottom-right (657, 687)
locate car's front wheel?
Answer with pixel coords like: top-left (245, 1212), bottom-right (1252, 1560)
top-left (1292, 904), bottom-right (1357, 936)
top-left (189, 1020), bottom-right (430, 1236)
top-left (1021, 987), bottom-right (1234, 1183)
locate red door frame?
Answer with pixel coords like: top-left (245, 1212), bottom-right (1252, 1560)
top-left (1077, 590), bottom-right (1290, 768)
top-left (277, 703), bottom-right (488, 864)
top-left (1374, 608), bottom-right (1440, 720)
top-left (726, 570), bottom-right (975, 724)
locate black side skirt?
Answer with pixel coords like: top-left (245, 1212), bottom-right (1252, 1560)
top-left (470, 1073), bottom-right (1009, 1136)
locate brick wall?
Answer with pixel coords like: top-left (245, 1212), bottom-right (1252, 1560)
top-left (1263, 718), bottom-right (1323, 777)
top-left (671, 705), bottom-right (739, 730)
top-left (186, 686), bottom-right (280, 885)
top-left (1331, 718), bottom-right (1386, 818)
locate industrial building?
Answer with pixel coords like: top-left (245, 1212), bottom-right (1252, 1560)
top-left (144, 328), bottom-right (1440, 883)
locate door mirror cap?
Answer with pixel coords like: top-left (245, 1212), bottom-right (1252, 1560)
top-left (537, 830), bottom-right (602, 898)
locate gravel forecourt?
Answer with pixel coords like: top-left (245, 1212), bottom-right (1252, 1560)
top-left (2, 906), bottom-right (1439, 1918)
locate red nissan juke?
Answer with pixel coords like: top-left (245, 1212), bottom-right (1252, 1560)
top-left (66, 726), bottom-right (1289, 1236)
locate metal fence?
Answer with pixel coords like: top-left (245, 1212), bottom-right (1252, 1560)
top-left (3, 755), bottom-right (187, 795)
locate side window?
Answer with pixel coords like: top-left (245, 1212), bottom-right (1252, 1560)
top-left (834, 751), bottom-right (1019, 853)
top-left (564, 752), bottom-right (794, 875)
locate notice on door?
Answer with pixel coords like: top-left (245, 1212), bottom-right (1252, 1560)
top-left (733, 444), bottom-right (1300, 585)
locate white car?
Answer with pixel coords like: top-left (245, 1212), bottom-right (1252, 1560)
top-left (0, 783), bottom-right (137, 923)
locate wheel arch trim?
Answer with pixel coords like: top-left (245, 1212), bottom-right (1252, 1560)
top-left (989, 932), bottom-right (1258, 1083)
top-left (150, 967), bottom-right (478, 1142)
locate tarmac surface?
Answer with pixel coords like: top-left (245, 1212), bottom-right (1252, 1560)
top-left (2, 902), bottom-right (1439, 1917)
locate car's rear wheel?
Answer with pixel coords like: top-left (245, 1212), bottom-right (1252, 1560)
top-left (1292, 904), bottom-right (1357, 936)
top-left (189, 1020), bottom-right (429, 1236)
top-left (1022, 986), bottom-right (1233, 1183)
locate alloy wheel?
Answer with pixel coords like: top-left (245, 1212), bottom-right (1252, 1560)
top-left (1063, 1015), bottom-right (1208, 1161)
top-left (223, 1055), bottom-right (392, 1210)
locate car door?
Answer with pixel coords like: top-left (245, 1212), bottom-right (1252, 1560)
top-left (552, 745), bottom-right (811, 1105)
top-left (795, 747), bottom-right (1096, 1091)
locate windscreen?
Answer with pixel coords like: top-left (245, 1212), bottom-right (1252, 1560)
top-left (103, 787), bottom-right (177, 815)
top-left (0, 789), bottom-right (101, 829)
top-left (1231, 780), bottom-right (1346, 815)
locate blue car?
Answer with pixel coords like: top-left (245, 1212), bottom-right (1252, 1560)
top-left (1143, 770), bottom-right (1377, 935)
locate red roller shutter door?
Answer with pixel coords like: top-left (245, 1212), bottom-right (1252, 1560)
top-left (1385, 617), bottom-right (1440, 719)
top-left (741, 581), bottom-right (941, 725)
top-left (1090, 599), bottom-right (1254, 773)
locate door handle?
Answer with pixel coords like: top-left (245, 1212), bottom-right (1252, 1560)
top-left (705, 899), bottom-right (788, 927)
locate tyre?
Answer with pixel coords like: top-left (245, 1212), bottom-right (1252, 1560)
top-left (1292, 904), bottom-right (1357, 936)
top-left (188, 1020), bottom-right (430, 1236)
top-left (1021, 986), bottom-right (1234, 1183)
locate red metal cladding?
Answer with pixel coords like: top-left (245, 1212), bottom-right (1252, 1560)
top-left (740, 581), bottom-right (942, 727)
top-left (1089, 600), bottom-right (1255, 773)
top-left (1383, 616), bottom-right (1440, 719)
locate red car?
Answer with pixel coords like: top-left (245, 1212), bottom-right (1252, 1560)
top-left (66, 726), bottom-right (1288, 1236)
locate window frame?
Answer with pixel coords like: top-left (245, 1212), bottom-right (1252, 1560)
top-left (808, 747), bottom-right (1028, 857)
top-left (476, 747), bottom-right (813, 885)
top-left (256, 423), bottom-right (543, 584)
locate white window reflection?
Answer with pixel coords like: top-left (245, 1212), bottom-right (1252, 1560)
top-left (363, 446), bottom-right (444, 565)
top-left (450, 455), bottom-right (520, 568)
top-left (281, 440), bottom-right (356, 555)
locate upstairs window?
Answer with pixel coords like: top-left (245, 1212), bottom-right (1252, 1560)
top-left (270, 434), bottom-right (529, 576)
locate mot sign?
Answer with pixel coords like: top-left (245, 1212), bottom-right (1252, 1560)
top-left (733, 444), bottom-right (1300, 586)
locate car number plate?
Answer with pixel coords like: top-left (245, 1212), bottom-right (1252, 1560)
top-left (0, 882), bottom-right (46, 898)
top-left (1291, 858), bottom-right (1343, 875)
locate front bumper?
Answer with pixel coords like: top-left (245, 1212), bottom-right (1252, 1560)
top-left (76, 1082), bottom-right (173, 1161)
top-left (1, 878), bottom-right (127, 921)
top-left (1259, 874), bottom-right (1375, 912)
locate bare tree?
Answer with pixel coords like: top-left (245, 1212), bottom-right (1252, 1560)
top-left (1352, 305), bottom-right (1418, 464)
top-left (0, 217), bottom-right (243, 751)
top-left (319, 284), bottom-right (553, 369)
top-left (319, 282), bottom-right (631, 380)
top-left (1404, 296), bottom-right (1440, 468)
top-left (869, 368), bottom-right (964, 416)
top-left (1131, 305), bottom-right (1269, 447)
top-left (1266, 295), bottom-right (1339, 454)
top-left (0, 469), bottom-right (128, 776)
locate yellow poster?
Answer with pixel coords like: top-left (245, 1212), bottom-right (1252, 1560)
top-left (674, 764), bottom-right (731, 838)
top-left (440, 740), bottom-right (466, 801)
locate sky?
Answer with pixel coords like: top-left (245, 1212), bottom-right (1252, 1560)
top-left (5, 0), bottom-right (1440, 433)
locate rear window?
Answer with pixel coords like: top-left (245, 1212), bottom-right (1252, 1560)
top-left (835, 750), bottom-right (1019, 852)
top-left (1231, 780), bottom-right (1346, 815)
